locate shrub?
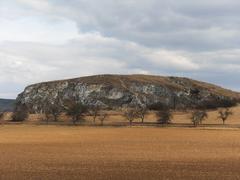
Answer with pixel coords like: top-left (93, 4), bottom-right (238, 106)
top-left (148, 102), bottom-right (168, 111)
top-left (12, 105), bottom-right (29, 122)
top-left (156, 110), bottom-right (172, 125)
top-left (198, 98), bottom-right (237, 110)
top-left (65, 100), bottom-right (88, 125)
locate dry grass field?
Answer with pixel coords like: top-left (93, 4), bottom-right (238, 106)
top-left (1, 125), bottom-right (240, 180)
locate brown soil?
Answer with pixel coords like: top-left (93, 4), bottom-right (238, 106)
top-left (0, 125), bottom-right (240, 179)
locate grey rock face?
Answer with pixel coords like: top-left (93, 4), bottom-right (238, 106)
top-left (16, 75), bottom-right (240, 113)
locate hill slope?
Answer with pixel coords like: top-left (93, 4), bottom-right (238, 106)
top-left (16, 74), bottom-right (240, 113)
top-left (0, 99), bottom-right (15, 112)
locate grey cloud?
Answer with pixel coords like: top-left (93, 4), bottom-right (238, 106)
top-left (33, 0), bottom-right (240, 51)
top-left (1, 0), bottom-right (240, 98)
top-left (1, 34), bottom-right (239, 98)
top-left (0, 34), bottom-right (198, 82)
top-left (15, 0), bottom-right (240, 51)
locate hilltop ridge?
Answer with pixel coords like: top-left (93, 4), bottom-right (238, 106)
top-left (16, 74), bottom-right (240, 113)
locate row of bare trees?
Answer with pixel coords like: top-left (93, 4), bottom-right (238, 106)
top-left (65, 101), bottom-right (108, 125)
top-left (123, 107), bottom-right (233, 127)
top-left (8, 100), bottom-right (234, 127)
top-left (191, 108), bottom-right (233, 127)
top-left (123, 107), bottom-right (172, 126)
top-left (40, 103), bottom-right (168, 126)
top-left (41, 101), bottom-right (108, 125)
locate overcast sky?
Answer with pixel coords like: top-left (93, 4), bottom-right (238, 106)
top-left (1, 0), bottom-right (240, 98)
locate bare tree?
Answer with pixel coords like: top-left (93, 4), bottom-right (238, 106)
top-left (191, 110), bottom-right (208, 127)
top-left (156, 109), bottom-right (172, 125)
top-left (89, 106), bottom-right (100, 124)
top-left (43, 101), bottom-right (62, 124)
top-left (44, 111), bottom-right (52, 124)
top-left (136, 107), bottom-right (148, 124)
top-left (218, 108), bottom-right (233, 125)
top-left (99, 112), bottom-right (108, 126)
top-left (123, 108), bottom-right (138, 126)
top-left (42, 107), bottom-right (52, 124)
top-left (49, 103), bottom-right (62, 122)
top-left (65, 100), bottom-right (88, 125)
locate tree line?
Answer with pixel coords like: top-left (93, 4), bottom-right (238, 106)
top-left (4, 100), bottom-right (234, 127)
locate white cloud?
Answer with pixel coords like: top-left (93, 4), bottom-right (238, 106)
top-left (0, 0), bottom-right (240, 98)
top-left (0, 17), bottom-right (79, 44)
top-left (0, 33), bottom-right (198, 86)
top-left (143, 50), bottom-right (199, 71)
top-left (16, 0), bottom-right (51, 11)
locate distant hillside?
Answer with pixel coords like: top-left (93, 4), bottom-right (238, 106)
top-left (16, 74), bottom-right (240, 113)
top-left (0, 99), bottom-right (15, 112)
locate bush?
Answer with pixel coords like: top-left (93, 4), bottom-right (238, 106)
top-left (218, 99), bottom-right (237, 108)
top-left (148, 102), bottom-right (168, 111)
top-left (12, 105), bottom-right (29, 122)
top-left (156, 110), bottom-right (172, 125)
top-left (65, 100), bottom-right (88, 125)
top-left (198, 98), bottom-right (237, 110)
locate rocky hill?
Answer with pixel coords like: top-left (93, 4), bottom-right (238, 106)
top-left (16, 74), bottom-right (240, 113)
top-left (0, 99), bottom-right (15, 112)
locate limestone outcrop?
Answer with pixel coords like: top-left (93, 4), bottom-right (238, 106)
top-left (16, 75), bottom-right (240, 113)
